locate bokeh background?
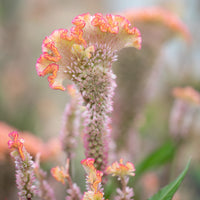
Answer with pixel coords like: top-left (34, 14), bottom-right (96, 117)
top-left (0, 0), bottom-right (200, 199)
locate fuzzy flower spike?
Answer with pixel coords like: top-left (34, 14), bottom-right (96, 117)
top-left (36, 13), bottom-right (141, 171)
top-left (8, 131), bottom-right (37, 200)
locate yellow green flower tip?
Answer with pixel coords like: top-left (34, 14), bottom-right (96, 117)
top-left (106, 158), bottom-right (135, 177)
top-left (36, 13), bottom-right (141, 91)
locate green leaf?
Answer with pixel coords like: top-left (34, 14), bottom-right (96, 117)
top-left (148, 159), bottom-right (191, 200)
top-left (135, 141), bottom-right (176, 178)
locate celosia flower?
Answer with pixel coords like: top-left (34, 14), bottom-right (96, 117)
top-left (1, 121), bottom-right (61, 162)
top-left (106, 159), bottom-right (135, 177)
top-left (106, 159), bottom-right (135, 200)
top-left (124, 7), bottom-right (191, 42)
top-left (51, 166), bottom-right (69, 184)
top-left (8, 131), bottom-right (25, 160)
top-left (112, 7), bottom-right (191, 159)
top-left (36, 13), bottom-right (141, 90)
top-left (36, 13), bottom-right (141, 172)
top-left (8, 131), bottom-right (38, 200)
top-left (51, 159), bottom-right (82, 199)
top-left (172, 87), bottom-right (200, 105)
top-left (81, 158), bottom-right (104, 200)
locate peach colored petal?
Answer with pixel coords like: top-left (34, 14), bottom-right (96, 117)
top-left (172, 87), bottom-right (200, 105)
top-left (0, 121), bottom-right (61, 161)
top-left (124, 7), bottom-right (191, 42)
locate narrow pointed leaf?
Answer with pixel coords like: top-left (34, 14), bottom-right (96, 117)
top-left (148, 160), bottom-right (191, 200)
top-left (135, 141), bottom-right (176, 178)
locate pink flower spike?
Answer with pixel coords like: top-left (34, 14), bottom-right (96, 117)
top-left (8, 131), bottom-right (25, 161)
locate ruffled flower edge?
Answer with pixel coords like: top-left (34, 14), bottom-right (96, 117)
top-left (123, 7), bottom-right (191, 42)
top-left (36, 13), bottom-right (142, 91)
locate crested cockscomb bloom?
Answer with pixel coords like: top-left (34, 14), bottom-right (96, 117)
top-left (8, 131), bottom-right (37, 200)
top-left (112, 7), bottom-right (191, 159)
top-left (124, 7), bottom-right (191, 42)
top-left (172, 87), bottom-right (200, 105)
top-left (81, 158), bottom-right (104, 200)
top-left (36, 13), bottom-right (141, 172)
top-left (106, 159), bottom-right (135, 200)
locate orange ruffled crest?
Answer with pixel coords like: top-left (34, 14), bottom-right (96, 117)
top-left (81, 158), bottom-right (103, 196)
top-left (81, 157), bottom-right (96, 173)
top-left (36, 28), bottom-right (85, 91)
top-left (172, 87), bottom-right (200, 105)
top-left (106, 159), bottom-right (135, 177)
top-left (124, 7), bottom-right (191, 42)
top-left (8, 131), bottom-right (25, 161)
top-left (51, 166), bottom-right (68, 184)
top-left (36, 13), bottom-right (141, 91)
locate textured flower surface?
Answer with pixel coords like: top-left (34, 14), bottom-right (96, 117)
top-left (8, 131), bottom-right (37, 200)
top-left (106, 159), bottom-right (135, 177)
top-left (36, 12), bottom-right (141, 90)
top-left (60, 84), bottom-right (82, 158)
top-left (36, 12), bottom-right (141, 172)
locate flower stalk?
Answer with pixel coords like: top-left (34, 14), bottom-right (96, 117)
top-left (36, 13), bottom-right (141, 172)
top-left (8, 131), bottom-right (38, 200)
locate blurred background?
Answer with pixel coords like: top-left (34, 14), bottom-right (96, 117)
top-left (0, 0), bottom-right (200, 199)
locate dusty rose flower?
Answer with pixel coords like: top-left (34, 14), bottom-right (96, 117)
top-left (124, 7), bottom-right (191, 42)
top-left (1, 121), bottom-right (61, 162)
top-left (111, 7), bottom-right (191, 160)
top-left (172, 87), bottom-right (200, 105)
top-left (36, 13), bottom-right (141, 172)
